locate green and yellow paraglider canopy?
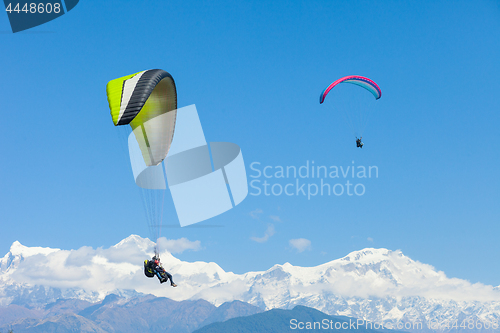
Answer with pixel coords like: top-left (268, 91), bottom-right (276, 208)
top-left (106, 69), bottom-right (177, 166)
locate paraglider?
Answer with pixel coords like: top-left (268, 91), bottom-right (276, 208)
top-left (319, 75), bottom-right (381, 147)
top-left (106, 69), bottom-right (177, 284)
top-left (144, 256), bottom-right (177, 287)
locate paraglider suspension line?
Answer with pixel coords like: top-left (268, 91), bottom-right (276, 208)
top-left (157, 189), bottom-right (165, 254)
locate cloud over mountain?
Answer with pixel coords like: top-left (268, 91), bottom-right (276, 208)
top-left (0, 235), bottom-right (230, 303)
top-left (1, 235), bottom-right (499, 329)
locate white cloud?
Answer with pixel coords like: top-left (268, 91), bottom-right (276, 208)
top-left (289, 238), bottom-right (311, 253)
top-left (157, 237), bottom-right (201, 254)
top-left (3, 235), bottom-right (204, 299)
top-left (249, 209), bottom-right (263, 219)
top-left (269, 215), bottom-right (281, 222)
top-left (250, 224), bottom-right (275, 243)
top-left (367, 237), bottom-right (374, 242)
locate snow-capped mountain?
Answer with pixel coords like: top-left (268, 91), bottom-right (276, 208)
top-left (1, 235), bottom-right (499, 331)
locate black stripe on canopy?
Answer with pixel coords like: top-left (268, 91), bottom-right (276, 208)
top-left (117, 69), bottom-right (176, 126)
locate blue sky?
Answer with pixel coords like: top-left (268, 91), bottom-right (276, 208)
top-left (1, 1), bottom-right (499, 286)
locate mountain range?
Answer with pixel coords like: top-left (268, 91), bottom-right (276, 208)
top-left (0, 294), bottom-right (262, 333)
top-left (1, 235), bottom-right (499, 332)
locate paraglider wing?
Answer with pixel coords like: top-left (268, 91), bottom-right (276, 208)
top-left (106, 69), bottom-right (177, 166)
top-left (319, 75), bottom-right (381, 104)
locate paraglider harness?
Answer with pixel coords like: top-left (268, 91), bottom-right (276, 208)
top-left (144, 259), bottom-right (156, 278)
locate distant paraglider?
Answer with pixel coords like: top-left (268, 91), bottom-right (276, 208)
top-left (319, 75), bottom-right (381, 147)
top-left (356, 137), bottom-right (363, 148)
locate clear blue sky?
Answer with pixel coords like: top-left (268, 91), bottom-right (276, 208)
top-left (1, 1), bottom-right (499, 285)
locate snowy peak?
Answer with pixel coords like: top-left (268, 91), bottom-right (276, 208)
top-left (1, 241), bottom-right (60, 274)
top-left (339, 247), bottom-right (398, 263)
top-left (258, 248), bottom-right (434, 293)
top-left (320, 247), bottom-right (444, 288)
top-left (9, 240), bottom-right (60, 257)
top-left (113, 234), bottom-right (154, 252)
